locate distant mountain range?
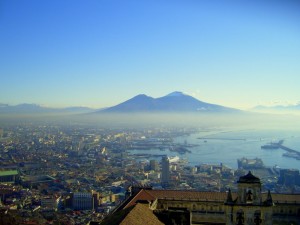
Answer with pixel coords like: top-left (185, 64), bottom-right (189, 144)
top-left (2, 94), bottom-right (299, 117)
top-left (0, 103), bottom-right (94, 114)
top-left (98, 91), bottom-right (240, 113)
top-left (253, 104), bottom-right (300, 112)
top-left (0, 92), bottom-right (240, 115)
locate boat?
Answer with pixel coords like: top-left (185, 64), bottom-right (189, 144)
top-left (261, 140), bottom-right (284, 149)
top-left (169, 156), bottom-right (180, 163)
top-left (169, 146), bottom-right (191, 154)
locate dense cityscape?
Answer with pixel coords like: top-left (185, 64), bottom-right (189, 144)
top-left (1, 122), bottom-right (300, 224)
top-left (1, 0), bottom-right (300, 224)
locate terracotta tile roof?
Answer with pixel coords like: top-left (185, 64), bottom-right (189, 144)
top-left (147, 190), bottom-right (300, 204)
top-left (101, 203), bottom-right (163, 225)
top-left (146, 190), bottom-right (228, 202)
top-left (119, 189), bottom-right (300, 214)
top-left (268, 193), bottom-right (300, 204)
top-left (124, 189), bottom-right (156, 209)
top-left (120, 203), bottom-right (164, 225)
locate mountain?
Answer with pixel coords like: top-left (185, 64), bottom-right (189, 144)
top-left (0, 104), bottom-right (94, 114)
top-left (102, 94), bottom-right (156, 112)
top-left (100, 91), bottom-right (240, 113)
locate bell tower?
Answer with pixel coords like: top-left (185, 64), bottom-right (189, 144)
top-left (225, 171), bottom-right (273, 225)
top-left (237, 171), bottom-right (262, 205)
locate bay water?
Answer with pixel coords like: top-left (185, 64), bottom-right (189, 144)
top-left (129, 129), bottom-right (300, 170)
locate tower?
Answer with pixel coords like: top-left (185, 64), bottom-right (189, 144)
top-left (150, 159), bottom-right (159, 171)
top-left (161, 156), bottom-right (170, 186)
top-left (237, 171), bottom-right (262, 205)
top-left (225, 171), bottom-right (273, 225)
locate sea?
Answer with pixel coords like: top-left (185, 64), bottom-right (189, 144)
top-left (128, 129), bottom-right (300, 171)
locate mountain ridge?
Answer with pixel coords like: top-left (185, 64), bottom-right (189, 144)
top-left (254, 104), bottom-right (300, 110)
top-left (252, 104), bottom-right (300, 115)
top-left (0, 103), bottom-right (95, 114)
top-left (100, 92), bottom-right (240, 113)
top-left (0, 92), bottom-right (243, 114)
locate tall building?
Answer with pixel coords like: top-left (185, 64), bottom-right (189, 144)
top-left (150, 159), bottom-right (159, 171)
top-left (161, 156), bottom-right (170, 186)
top-left (72, 192), bottom-right (93, 210)
top-left (278, 169), bottom-right (300, 187)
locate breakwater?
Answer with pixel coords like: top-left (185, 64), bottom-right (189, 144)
top-left (261, 140), bottom-right (300, 160)
top-left (279, 145), bottom-right (300, 160)
top-left (198, 137), bottom-right (246, 141)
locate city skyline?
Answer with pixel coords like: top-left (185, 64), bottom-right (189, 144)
top-left (1, 0), bottom-right (300, 109)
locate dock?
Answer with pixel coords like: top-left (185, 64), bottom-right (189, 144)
top-left (278, 145), bottom-right (300, 160)
top-left (261, 139), bottom-right (300, 160)
top-left (198, 137), bottom-right (246, 141)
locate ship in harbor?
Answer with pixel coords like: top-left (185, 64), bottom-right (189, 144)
top-left (261, 139), bottom-right (300, 161)
top-left (169, 146), bottom-right (191, 154)
top-left (169, 155), bottom-right (180, 163)
top-left (261, 140), bottom-right (284, 149)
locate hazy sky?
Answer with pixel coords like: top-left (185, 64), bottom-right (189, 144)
top-left (1, 0), bottom-right (299, 109)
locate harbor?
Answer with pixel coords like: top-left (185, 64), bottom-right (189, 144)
top-left (127, 129), bottom-right (300, 171)
top-left (261, 140), bottom-right (300, 160)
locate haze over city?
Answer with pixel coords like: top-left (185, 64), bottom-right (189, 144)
top-left (1, 0), bottom-right (300, 110)
top-left (2, 2), bottom-right (300, 224)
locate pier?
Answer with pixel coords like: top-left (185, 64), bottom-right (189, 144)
top-left (279, 145), bottom-right (300, 154)
top-left (198, 137), bottom-right (246, 141)
top-left (278, 145), bottom-right (300, 160)
top-left (261, 139), bottom-right (300, 160)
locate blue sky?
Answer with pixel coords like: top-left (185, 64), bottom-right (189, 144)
top-left (1, 0), bottom-right (300, 109)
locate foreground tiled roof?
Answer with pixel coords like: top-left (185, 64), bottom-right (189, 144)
top-left (106, 189), bottom-right (300, 225)
top-left (148, 190), bottom-right (300, 204)
top-left (146, 190), bottom-right (229, 202)
top-left (120, 203), bottom-right (164, 225)
top-left (101, 203), bottom-right (164, 225)
top-left (268, 193), bottom-right (300, 204)
top-left (124, 189), bottom-right (156, 209)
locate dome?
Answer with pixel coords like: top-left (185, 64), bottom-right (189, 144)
top-left (238, 171), bottom-right (261, 184)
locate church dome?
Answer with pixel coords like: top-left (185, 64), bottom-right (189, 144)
top-left (238, 171), bottom-right (261, 184)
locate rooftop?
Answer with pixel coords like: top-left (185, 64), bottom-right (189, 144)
top-left (237, 171), bottom-right (261, 184)
top-left (101, 203), bottom-right (164, 225)
top-left (148, 189), bottom-right (228, 202)
top-left (0, 170), bottom-right (18, 176)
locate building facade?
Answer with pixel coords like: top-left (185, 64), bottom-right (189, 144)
top-left (161, 156), bottom-right (170, 186)
top-left (112, 171), bottom-right (300, 225)
top-left (72, 192), bottom-right (93, 210)
top-left (0, 170), bottom-right (19, 184)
